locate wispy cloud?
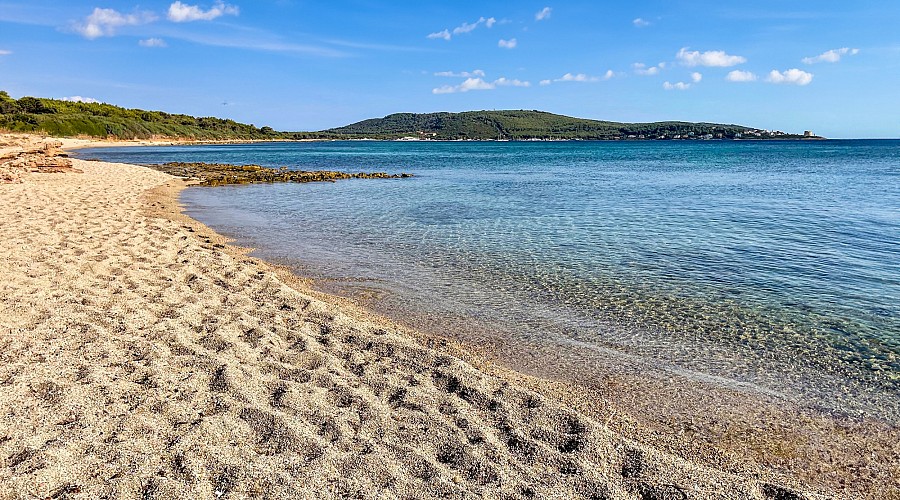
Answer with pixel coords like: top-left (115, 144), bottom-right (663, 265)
top-left (168, 1), bottom-right (239, 23)
top-left (432, 76), bottom-right (530, 94)
top-left (60, 96), bottom-right (101, 103)
top-left (690, 72), bottom-right (702, 83)
top-left (495, 78), bottom-right (530, 87)
top-left (802, 47), bottom-right (859, 64)
top-left (633, 62), bottom-right (665, 76)
top-left (323, 37), bottom-right (436, 53)
top-left (427, 29), bottom-right (451, 41)
top-left (453, 17), bottom-right (495, 35)
top-left (0, 49), bottom-right (11, 56)
top-left (766, 68), bottom-right (813, 85)
top-left (164, 30), bottom-right (347, 57)
top-left (434, 70), bottom-right (486, 78)
top-left (676, 47), bottom-right (746, 67)
top-left (498, 38), bottom-right (517, 49)
top-left (535, 7), bottom-right (552, 21)
top-left (0, 3), bottom-right (63, 27)
top-left (149, 21), bottom-right (353, 56)
top-left (73, 7), bottom-right (157, 39)
top-left (542, 70), bottom-right (615, 86)
top-left (557, 73), bottom-right (598, 82)
top-left (139, 38), bottom-right (167, 48)
top-left (429, 16), bottom-right (496, 41)
top-left (453, 21), bottom-right (480, 35)
top-left (633, 18), bottom-right (650, 27)
top-left (725, 70), bottom-right (757, 82)
top-left (663, 81), bottom-right (691, 90)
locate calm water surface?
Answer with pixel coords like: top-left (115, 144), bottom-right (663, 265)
top-left (81, 140), bottom-right (900, 422)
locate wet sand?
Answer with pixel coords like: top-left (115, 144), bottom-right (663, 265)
top-left (0, 134), bottom-right (896, 498)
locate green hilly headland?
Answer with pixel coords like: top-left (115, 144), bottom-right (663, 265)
top-left (0, 91), bottom-right (813, 141)
top-left (324, 110), bottom-right (771, 140)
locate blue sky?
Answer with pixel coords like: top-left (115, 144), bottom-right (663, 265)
top-left (1, 1), bottom-right (898, 137)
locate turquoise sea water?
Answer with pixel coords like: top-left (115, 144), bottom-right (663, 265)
top-left (80, 140), bottom-right (900, 422)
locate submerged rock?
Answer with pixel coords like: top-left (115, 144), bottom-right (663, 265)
top-left (148, 162), bottom-right (413, 186)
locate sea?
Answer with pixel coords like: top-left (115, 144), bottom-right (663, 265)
top-left (78, 140), bottom-right (900, 423)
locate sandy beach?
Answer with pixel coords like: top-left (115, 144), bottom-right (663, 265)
top-left (0, 134), bottom-right (896, 498)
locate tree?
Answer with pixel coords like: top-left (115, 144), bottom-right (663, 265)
top-left (0, 91), bottom-right (18, 114)
top-left (17, 96), bottom-right (55, 114)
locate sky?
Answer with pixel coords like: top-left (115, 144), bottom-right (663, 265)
top-left (0, 1), bottom-right (898, 137)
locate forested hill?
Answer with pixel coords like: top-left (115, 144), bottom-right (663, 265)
top-left (0, 92), bottom-right (320, 140)
top-left (324, 110), bottom-right (784, 140)
top-left (1, 91), bottom-right (809, 141)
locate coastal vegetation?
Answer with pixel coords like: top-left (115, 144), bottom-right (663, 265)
top-left (325, 110), bottom-right (764, 140)
top-left (0, 91), bottom-right (303, 140)
top-left (145, 161), bottom-right (412, 186)
top-left (0, 91), bottom-right (815, 141)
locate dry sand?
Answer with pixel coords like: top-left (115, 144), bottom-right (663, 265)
top-left (0, 135), bottom-right (894, 498)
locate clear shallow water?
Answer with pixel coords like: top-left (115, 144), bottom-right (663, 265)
top-left (81, 141), bottom-right (900, 421)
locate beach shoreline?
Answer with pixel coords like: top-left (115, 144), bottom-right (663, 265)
top-left (0, 134), bottom-right (896, 498)
top-left (55, 136), bottom-right (322, 151)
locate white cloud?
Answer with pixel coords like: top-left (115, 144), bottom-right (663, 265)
top-left (555, 73), bottom-right (599, 83)
top-left (435, 70), bottom-right (486, 78)
top-left (431, 16), bottom-right (496, 41)
top-left (633, 62), bottom-right (664, 76)
top-left (663, 81), bottom-right (691, 90)
top-left (0, 50), bottom-right (11, 56)
top-left (535, 7), bottom-right (552, 21)
top-left (725, 70), bottom-right (757, 82)
top-left (139, 38), bottom-right (167, 48)
top-left (802, 47), bottom-right (859, 64)
top-left (453, 19), bottom-right (482, 35)
top-left (74, 7), bottom-right (157, 39)
top-left (427, 29), bottom-right (451, 41)
top-left (167, 1), bottom-right (239, 23)
top-left (676, 47), bottom-right (746, 67)
top-left (432, 86), bottom-right (459, 95)
top-left (690, 72), bottom-right (702, 83)
top-left (633, 18), bottom-right (650, 27)
top-left (498, 38), bottom-right (517, 49)
top-left (458, 78), bottom-right (495, 91)
top-left (546, 70), bottom-right (617, 84)
top-left (766, 68), bottom-right (813, 86)
top-left (433, 76), bottom-right (530, 94)
top-left (61, 96), bottom-right (101, 103)
top-left (452, 17), bottom-right (496, 35)
top-left (494, 78), bottom-right (530, 87)
top-left (433, 77), bottom-right (494, 94)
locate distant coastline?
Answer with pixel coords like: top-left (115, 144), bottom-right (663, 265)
top-left (1, 92), bottom-right (824, 142)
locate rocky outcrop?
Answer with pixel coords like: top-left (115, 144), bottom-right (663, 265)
top-left (148, 162), bottom-right (413, 186)
top-left (0, 136), bottom-right (82, 183)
